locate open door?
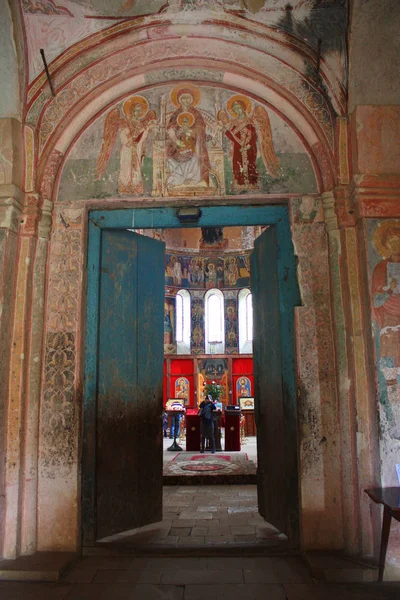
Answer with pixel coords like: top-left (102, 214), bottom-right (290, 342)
top-left (96, 230), bottom-right (165, 539)
top-left (251, 226), bottom-right (298, 538)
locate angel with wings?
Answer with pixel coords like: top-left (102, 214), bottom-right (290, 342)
top-left (96, 95), bottom-right (157, 195)
top-left (218, 95), bottom-right (280, 191)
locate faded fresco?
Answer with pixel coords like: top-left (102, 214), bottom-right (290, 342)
top-left (165, 250), bottom-right (250, 289)
top-left (58, 84), bottom-right (317, 200)
top-left (22, 1), bottom-right (348, 98)
top-left (164, 297), bottom-right (176, 354)
top-left (367, 220), bottom-right (400, 444)
top-left (225, 297), bottom-right (239, 353)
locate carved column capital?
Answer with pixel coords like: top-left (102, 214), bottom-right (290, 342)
top-left (0, 184), bottom-right (24, 233)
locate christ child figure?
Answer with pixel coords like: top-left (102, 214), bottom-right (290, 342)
top-left (176, 112), bottom-right (196, 161)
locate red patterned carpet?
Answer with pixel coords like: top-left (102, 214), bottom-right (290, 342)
top-left (163, 452), bottom-right (257, 484)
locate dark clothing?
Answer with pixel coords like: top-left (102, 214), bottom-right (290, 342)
top-left (199, 400), bottom-right (216, 452)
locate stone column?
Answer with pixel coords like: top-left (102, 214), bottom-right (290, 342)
top-left (0, 186), bottom-right (23, 558)
top-left (291, 196), bottom-right (344, 550)
top-left (322, 187), bottom-right (380, 558)
top-left (20, 198), bottom-right (53, 555)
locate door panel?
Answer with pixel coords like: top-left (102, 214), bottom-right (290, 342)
top-left (96, 230), bottom-right (165, 539)
top-left (251, 226), bottom-right (287, 534)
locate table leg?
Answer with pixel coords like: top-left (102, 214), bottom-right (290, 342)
top-left (168, 414), bottom-right (183, 452)
top-left (378, 506), bottom-right (392, 582)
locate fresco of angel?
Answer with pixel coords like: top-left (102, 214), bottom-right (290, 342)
top-left (218, 94), bottom-right (280, 190)
top-left (96, 95), bottom-right (157, 195)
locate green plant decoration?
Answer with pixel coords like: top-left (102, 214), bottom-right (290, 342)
top-left (204, 380), bottom-right (221, 402)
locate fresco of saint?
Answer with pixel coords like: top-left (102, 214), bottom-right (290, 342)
top-left (225, 256), bottom-right (239, 287)
top-left (166, 85), bottom-right (210, 189)
top-left (372, 220), bottom-right (400, 439)
top-left (96, 95), bottom-right (157, 194)
top-left (218, 94), bottom-right (280, 191)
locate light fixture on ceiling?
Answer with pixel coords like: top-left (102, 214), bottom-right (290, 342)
top-left (176, 207), bottom-right (202, 224)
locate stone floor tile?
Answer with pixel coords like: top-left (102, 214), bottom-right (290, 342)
top-left (204, 535), bottom-right (236, 544)
top-left (283, 583), bottom-right (400, 600)
top-left (65, 583), bottom-right (184, 600)
top-left (131, 557), bottom-right (207, 570)
top-left (77, 557), bottom-right (134, 570)
top-left (172, 520), bottom-right (197, 527)
top-left (196, 506), bottom-right (219, 512)
top-left (178, 512), bottom-right (202, 520)
top-left (170, 527), bottom-right (191, 537)
top-left (93, 569), bottom-right (161, 584)
top-left (184, 583), bottom-right (286, 600)
top-left (0, 582), bottom-right (71, 600)
top-left (230, 526), bottom-right (256, 535)
top-left (243, 558), bottom-right (312, 584)
top-left (178, 536), bottom-right (205, 544)
top-left (161, 568), bottom-right (243, 585)
top-left (205, 527), bottom-right (232, 536)
top-left (190, 527), bottom-right (209, 536)
top-left (61, 567), bottom-right (98, 583)
top-left (233, 534), bottom-right (257, 542)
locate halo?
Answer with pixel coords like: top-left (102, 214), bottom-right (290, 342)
top-left (170, 84), bottom-right (200, 108)
top-left (122, 95), bottom-right (149, 119)
top-left (373, 219), bottom-right (400, 258)
top-left (177, 112), bottom-right (195, 127)
top-left (227, 94), bottom-right (252, 117)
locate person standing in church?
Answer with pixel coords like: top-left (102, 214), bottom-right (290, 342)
top-left (199, 395), bottom-right (216, 453)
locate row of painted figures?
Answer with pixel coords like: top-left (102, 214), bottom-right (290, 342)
top-left (96, 84), bottom-right (280, 195)
top-left (165, 253), bottom-right (250, 288)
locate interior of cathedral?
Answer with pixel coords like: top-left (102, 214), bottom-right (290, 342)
top-left (0, 0), bottom-right (400, 596)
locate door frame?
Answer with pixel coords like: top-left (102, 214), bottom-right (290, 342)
top-left (82, 204), bottom-right (300, 545)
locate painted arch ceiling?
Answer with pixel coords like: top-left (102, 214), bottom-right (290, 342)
top-left (21, 1), bottom-right (348, 198)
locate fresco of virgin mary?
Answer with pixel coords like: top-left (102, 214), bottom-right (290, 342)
top-left (166, 84), bottom-right (211, 189)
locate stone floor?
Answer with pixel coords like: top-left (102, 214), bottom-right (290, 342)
top-left (2, 441), bottom-right (399, 597)
top-left (98, 484), bottom-right (284, 549)
top-left (1, 556), bottom-right (400, 599)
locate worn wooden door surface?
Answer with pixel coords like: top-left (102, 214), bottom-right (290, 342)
top-left (251, 226), bottom-right (288, 535)
top-left (96, 230), bottom-right (165, 539)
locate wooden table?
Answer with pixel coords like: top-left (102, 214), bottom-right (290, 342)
top-left (365, 487), bottom-right (400, 581)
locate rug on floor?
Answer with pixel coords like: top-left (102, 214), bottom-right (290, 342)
top-left (163, 452), bottom-right (257, 484)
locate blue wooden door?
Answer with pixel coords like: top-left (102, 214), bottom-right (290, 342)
top-left (251, 226), bottom-right (296, 536)
top-left (96, 230), bottom-right (165, 539)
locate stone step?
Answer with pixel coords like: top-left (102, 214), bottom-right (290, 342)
top-left (0, 552), bottom-right (77, 582)
top-left (303, 550), bottom-right (378, 582)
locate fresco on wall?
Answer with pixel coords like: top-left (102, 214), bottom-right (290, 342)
top-left (191, 297), bottom-right (205, 354)
top-left (165, 251), bottom-right (250, 289)
top-left (367, 220), bottom-right (400, 442)
top-left (22, 1), bottom-right (348, 94)
top-left (164, 297), bottom-right (176, 354)
top-left (58, 84), bottom-right (317, 201)
top-left (225, 297), bottom-right (239, 353)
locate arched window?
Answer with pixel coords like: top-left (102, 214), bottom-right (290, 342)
top-left (239, 288), bottom-right (253, 354)
top-left (176, 289), bottom-right (190, 354)
top-left (205, 288), bottom-right (225, 354)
